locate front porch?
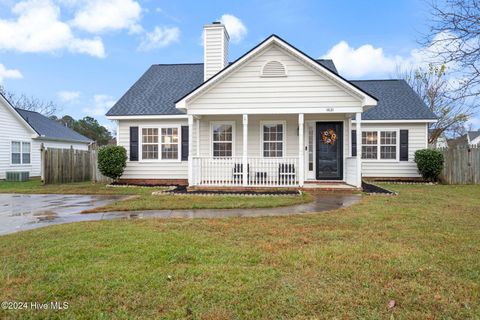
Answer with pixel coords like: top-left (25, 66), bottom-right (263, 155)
top-left (187, 113), bottom-right (363, 188)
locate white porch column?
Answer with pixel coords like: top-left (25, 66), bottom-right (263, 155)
top-left (348, 117), bottom-right (352, 157)
top-left (196, 118), bottom-right (200, 157)
top-left (242, 114), bottom-right (248, 186)
top-left (298, 113), bottom-right (304, 187)
top-left (356, 112), bottom-right (362, 188)
top-left (188, 115), bottom-right (194, 186)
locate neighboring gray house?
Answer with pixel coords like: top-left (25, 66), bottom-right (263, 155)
top-left (467, 130), bottom-right (480, 145)
top-left (0, 93), bottom-right (91, 180)
top-left (106, 23), bottom-right (437, 188)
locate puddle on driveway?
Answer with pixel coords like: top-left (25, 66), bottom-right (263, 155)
top-left (0, 193), bottom-right (362, 236)
top-left (0, 194), bottom-right (124, 235)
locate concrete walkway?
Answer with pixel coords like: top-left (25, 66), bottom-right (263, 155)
top-left (0, 193), bottom-right (361, 235)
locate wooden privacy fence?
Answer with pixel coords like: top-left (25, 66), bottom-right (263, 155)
top-left (41, 145), bottom-right (111, 184)
top-left (438, 145), bottom-right (480, 184)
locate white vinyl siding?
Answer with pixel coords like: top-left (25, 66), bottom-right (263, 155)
top-left (1, 99), bottom-right (89, 179)
top-left (353, 123), bottom-right (428, 178)
top-left (118, 119), bottom-right (188, 179)
top-left (189, 44), bottom-right (362, 112)
top-left (0, 100), bottom-right (39, 179)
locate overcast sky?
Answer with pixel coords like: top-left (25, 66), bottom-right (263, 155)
top-left (0, 0), bottom-right (478, 130)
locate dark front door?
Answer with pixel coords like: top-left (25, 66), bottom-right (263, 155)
top-left (316, 122), bottom-right (343, 180)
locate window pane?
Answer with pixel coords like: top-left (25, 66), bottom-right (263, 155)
top-left (381, 146), bottom-right (396, 159)
top-left (381, 131), bottom-right (396, 145)
top-left (12, 142), bottom-right (21, 164)
top-left (142, 144), bottom-right (158, 159)
top-left (12, 153), bottom-right (21, 164)
top-left (308, 126), bottom-right (314, 171)
top-left (213, 142), bottom-right (232, 157)
top-left (22, 142), bottom-right (30, 153)
top-left (22, 153), bottom-right (30, 164)
top-left (12, 141), bottom-right (20, 153)
top-left (162, 144), bottom-right (178, 159)
top-left (362, 146), bottom-right (378, 159)
top-left (263, 123), bottom-right (284, 157)
top-left (362, 131), bottom-right (377, 145)
top-left (213, 124), bottom-right (232, 142)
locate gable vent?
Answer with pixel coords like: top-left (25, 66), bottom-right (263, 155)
top-left (261, 61), bottom-right (287, 77)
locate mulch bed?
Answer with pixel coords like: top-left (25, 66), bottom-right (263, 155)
top-left (362, 181), bottom-right (397, 195)
top-left (164, 186), bottom-right (301, 197)
top-left (108, 183), bottom-right (301, 197)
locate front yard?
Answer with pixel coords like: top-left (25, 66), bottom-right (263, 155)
top-left (0, 180), bottom-right (312, 211)
top-left (0, 184), bottom-right (479, 318)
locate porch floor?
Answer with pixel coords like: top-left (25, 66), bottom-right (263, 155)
top-left (301, 182), bottom-right (358, 191)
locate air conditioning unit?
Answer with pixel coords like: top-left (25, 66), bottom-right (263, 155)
top-left (6, 171), bottom-right (30, 182)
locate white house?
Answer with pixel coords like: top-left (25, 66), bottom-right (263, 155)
top-left (106, 23), bottom-right (437, 188)
top-left (0, 93), bottom-right (91, 180)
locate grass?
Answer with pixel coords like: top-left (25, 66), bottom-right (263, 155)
top-left (0, 184), bottom-right (479, 319)
top-left (0, 180), bottom-right (312, 211)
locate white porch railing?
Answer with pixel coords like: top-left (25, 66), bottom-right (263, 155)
top-left (191, 157), bottom-right (299, 187)
top-left (345, 157), bottom-right (358, 186)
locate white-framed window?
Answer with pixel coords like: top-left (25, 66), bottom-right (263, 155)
top-left (211, 122), bottom-right (234, 157)
top-left (261, 121), bottom-right (285, 158)
top-left (11, 141), bottom-right (31, 165)
top-left (141, 126), bottom-right (180, 161)
top-left (161, 127), bottom-right (179, 160)
top-left (380, 131), bottom-right (397, 159)
top-left (361, 130), bottom-right (398, 160)
top-left (142, 128), bottom-right (158, 160)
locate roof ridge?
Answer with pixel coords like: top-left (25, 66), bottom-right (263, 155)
top-left (14, 107), bottom-right (40, 113)
top-left (351, 79), bottom-right (403, 82)
top-left (152, 63), bottom-right (203, 66)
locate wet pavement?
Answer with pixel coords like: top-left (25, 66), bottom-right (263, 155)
top-left (0, 193), bottom-right (362, 236)
top-left (0, 194), bottom-right (124, 235)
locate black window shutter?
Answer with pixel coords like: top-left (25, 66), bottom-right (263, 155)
top-left (400, 130), bottom-right (409, 161)
top-left (351, 130), bottom-right (357, 157)
top-left (181, 126), bottom-right (189, 161)
top-left (129, 127), bottom-right (139, 161)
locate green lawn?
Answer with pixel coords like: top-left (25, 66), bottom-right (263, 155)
top-left (0, 180), bottom-right (312, 211)
top-left (0, 184), bottom-right (479, 319)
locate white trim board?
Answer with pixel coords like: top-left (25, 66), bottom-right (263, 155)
top-left (352, 119), bottom-right (437, 123)
top-left (107, 115), bottom-right (188, 120)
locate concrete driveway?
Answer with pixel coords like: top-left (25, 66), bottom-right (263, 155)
top-left (0, 193), bottom-right (361, 236)
top-left (0, 194), bottom-right (124, 235)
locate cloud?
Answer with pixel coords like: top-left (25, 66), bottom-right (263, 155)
top-left (0, 64), bottom-right (23, 82)
top-left (82, 94), bottom-right (116, 116)
top-left (0, 0), bottom-right (105, 57)
top-left (57, 90), bottom-right (80, 102)
top-left (321, 32), bottom-right (458, 79)
top-left (322, 41), bottom-right (404, 78)
top-left (138, 26), bottom-right (180, 51)
top-left (220, 14), bottom-right (247, 43)
top-left (71, 0), bottom-right (142, 34)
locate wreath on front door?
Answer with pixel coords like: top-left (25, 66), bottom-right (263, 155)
top-left (321, 129), bottom-right (337, 145)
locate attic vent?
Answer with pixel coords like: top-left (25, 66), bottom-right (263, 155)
top-left (261, 61), bottom-right (287, 77)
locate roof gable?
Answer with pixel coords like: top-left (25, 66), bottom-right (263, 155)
top-left (15, 109), bottom-right (91, 143)
top-left (175, 35), bottom-right (377, 110)
top-left (0, 93), bottom-right (38, 135)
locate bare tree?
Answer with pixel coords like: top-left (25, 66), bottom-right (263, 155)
top-left (398, 63), bottom-right (474, 143)
top-left (0, 85), bottom-right (59, 116)
top-left (424, 0), bottom-right (480, 98)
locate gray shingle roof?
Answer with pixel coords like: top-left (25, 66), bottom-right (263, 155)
top-left (351, 80), bottom-right (437, 120)
top-left (468, 130), bottom-right (480, 142)
top-left (15, 108), bottom-right (91, 143)
top-left (107, 63), bottom-right (436, 121)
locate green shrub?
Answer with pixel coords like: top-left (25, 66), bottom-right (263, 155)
top-left (414, 149), bottom-right (444, 181)
top-left (97, 145), bottom-right (127, 180)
